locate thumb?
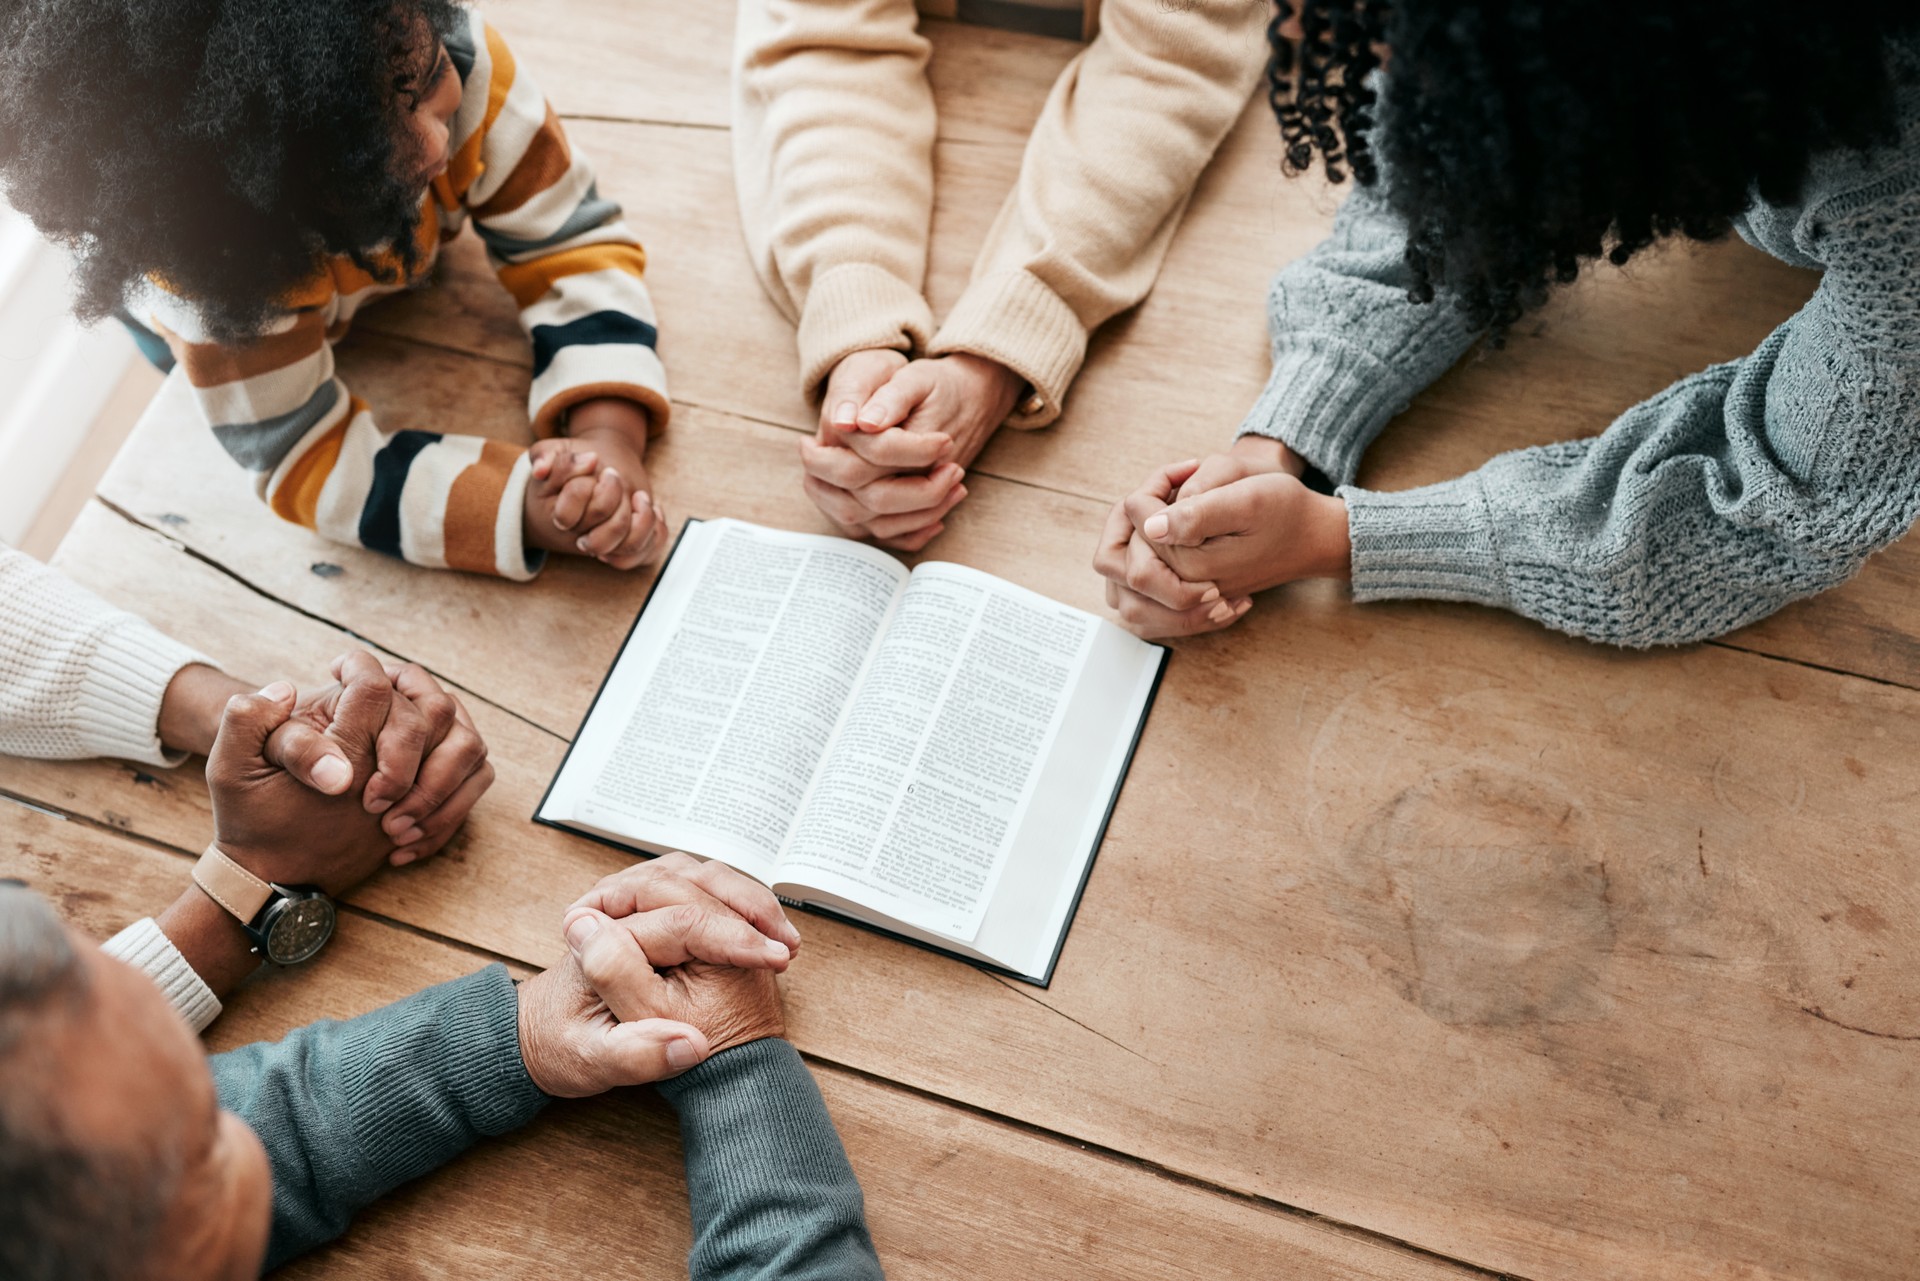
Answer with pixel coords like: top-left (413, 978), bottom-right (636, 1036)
top-left (263, 719), bottom-right (355, 796)
top-left (599, 1018), bottom-right (712, 1083)
top-left (855, 362), bottom-right (936, 432)
top-left (211, 682), bottom-right (298, 769)
top-left (565, 908), bottom-right (672, 1023)
top-left (823, 353), bottom-right (903, 431)
top-left (1142, 485), bottom-right (1248, 549)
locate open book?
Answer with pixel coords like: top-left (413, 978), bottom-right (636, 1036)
top-left (536, 518), bottom-right (1167, 985)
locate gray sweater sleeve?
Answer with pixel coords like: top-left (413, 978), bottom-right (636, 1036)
top-left (1235, 180), bottom-right (1484, 483)
top-left (1244, 139), bottom-right (1920, 646)
top-left (656, 1038), bottom-right (882, 1281)
top-left (1339, 165), bottom-right (1920, 646)
top-left (210, 965), bottom-right (548, 1273)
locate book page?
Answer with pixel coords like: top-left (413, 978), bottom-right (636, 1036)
top-left (545, 520), bottom-right (906, 879)
top-left (776, 562), bottom-right (1097, 940)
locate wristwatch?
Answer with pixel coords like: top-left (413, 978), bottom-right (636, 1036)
top-left (192, 845), bottom-right (336, 964)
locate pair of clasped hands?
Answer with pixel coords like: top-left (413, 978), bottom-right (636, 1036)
top-left (802, 353), bottom-right (1352, 635)
top-left (198, 650), bottom-right (794, 1093)
top-left (1092, 435), bottom-right (1354, 640)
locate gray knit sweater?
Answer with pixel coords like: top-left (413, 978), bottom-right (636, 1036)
top-left (210, 966), bottom-right (882, 1278)
top-left (1237, 48), bottom-right (1920, 647)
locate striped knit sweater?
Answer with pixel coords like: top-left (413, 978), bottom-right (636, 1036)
top-left (134, 11), bottom-right (667, 581)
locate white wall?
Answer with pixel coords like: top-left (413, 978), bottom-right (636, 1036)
top-left (0, 204), bottom-right (139, 545)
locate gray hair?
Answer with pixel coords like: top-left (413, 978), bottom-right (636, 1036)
top-left (0, 882), bottom-right (168, 1281)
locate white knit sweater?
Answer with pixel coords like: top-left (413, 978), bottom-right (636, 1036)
top-left (0, 544), bottom-right (222, 1029)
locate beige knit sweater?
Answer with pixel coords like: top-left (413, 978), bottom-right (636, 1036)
top-left (732, 0), bottom-right (1267, 427)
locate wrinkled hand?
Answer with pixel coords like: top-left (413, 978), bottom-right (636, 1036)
top-left (265, 653), bottom-right (493, 864)
top-left (567, 852), bottom-right (802, 962)
top-left (799, 351), bottom-right (1021, 551)
top-left (518, 855), bottom-right (798, 1096)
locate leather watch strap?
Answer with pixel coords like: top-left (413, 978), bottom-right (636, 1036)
top-left (192, 845), bottom-right (275, 925)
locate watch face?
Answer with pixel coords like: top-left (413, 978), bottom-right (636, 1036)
top-left (263, 896), bottom-right (336, 964)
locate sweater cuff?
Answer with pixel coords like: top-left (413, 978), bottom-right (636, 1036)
top-left (103, 918), bottom-right (222, 1033)
top-left (797, 264), bottom-right (935, 400)
top-left (75, 618), bottom-right (211, 767)
top-left (655, 1035), bottom-right (800, 1109)
top-left (929, 269), bottom-right (1086, 429)
top-left (1236, 340), bottom-right (1417, 487)
top-left (341, 965), bottom-right (547, 1186)
top-left (1341, 476), bottom-right (1512, 608)
top-left (492, 450), bottom-right (546, 583)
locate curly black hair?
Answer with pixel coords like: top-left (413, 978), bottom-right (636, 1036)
top-left (1267, 1), bottom-right (1920, 339)
top-left (0, 0), bottom-right (462, 342)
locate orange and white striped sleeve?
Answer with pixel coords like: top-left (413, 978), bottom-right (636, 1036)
top-left (444, 13), bottom-right (669, 438)
top-left (139, 284), bottom-right (542, 581)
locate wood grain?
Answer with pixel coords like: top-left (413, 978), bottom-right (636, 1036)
top-left (26, 8), bottom-right (1920, 1278)
top-left (62, 430), bottom-right (1920, 1280)
top-left (0, 802), bottom-right (1472, 1281)
top-left (350, 107), bottom-right (1920, 689)
top-left (485, 0), bottom-right (1078, 146)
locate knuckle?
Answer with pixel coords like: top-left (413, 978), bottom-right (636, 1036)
top-left (664, 902), bottom-right (705, 936)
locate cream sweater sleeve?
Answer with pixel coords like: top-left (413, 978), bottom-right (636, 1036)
top-left (930, 0), bottom-right (1268, 426)
top-left (0, 545), bottom-right (210, 765)
top-left (733, 0), bottom-right (939, 398)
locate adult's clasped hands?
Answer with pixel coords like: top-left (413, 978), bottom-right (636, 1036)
top-left (207, 650), bottom-right (492, 886)
top-left (518, 854), bottom-right (804, 1094)
top-left (798, 348), bottom-right (1024, 552)
top-left (1094, 436), bottom-right (1354, 640)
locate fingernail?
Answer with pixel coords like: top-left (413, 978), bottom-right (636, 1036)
top-left (1209, 601), bottom-right (1233, 623)
top-left (666, 1039), bottom-right (701, 1070)
top-left (565, 913), bottom-right (601, 952)
top-left (391, 821), bottom-right (422, 845)
top-left (833, 400), bottom-right (858, 427)
top-left (258, 681), bottom-right (295, 702)
top-left (310, 755), bottom-right (352, 793)
top-left (390, 850), bottom-right (418, 867)
top-left (1234, 598), bottom-right (1253, 616)
top-left (765, 939), bottom-right (790, 962)
top-left (576, 538), bottom-right (590, 551)
top-left (1144, 514), bottom-right (1170, 540)
top-left (1200, 586), bottom-right (1221, 605)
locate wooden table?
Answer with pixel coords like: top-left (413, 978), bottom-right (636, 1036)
top-left (5, 5), bottom-right (1918, 1278)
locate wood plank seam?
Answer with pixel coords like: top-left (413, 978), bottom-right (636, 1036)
top-left (11, 513), bottom-right (1542, 1278)
top-left (806, 1050), bottom-right (1530, 1281)
top-left (92, 496), bottom-right (566, 745)
top-left (1704, 638), bottom-right (1920, 696)
top-left (0, 792), bottom-right (1516, 1278)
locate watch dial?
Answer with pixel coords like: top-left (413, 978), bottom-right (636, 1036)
top-left (267, 898), bottom-right (336, 964)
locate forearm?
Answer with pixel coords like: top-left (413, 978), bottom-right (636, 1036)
top-left (211, 965), bottom-right (547, 1271)
top-left (1338, 336), bottom-right (1920, 645)
top-left (930, 0), bottom-right (1266, 426)
top-left (156, 663), bottom-right (251, 757)
top-left (658, 1038), bottom-right (881, 1281)
top-left (0, 546), bottom-right (212, 764)
top-left (732, 0), bottom-right (936, 395)
top-left (155, 883), bottom-right (261, 1001)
